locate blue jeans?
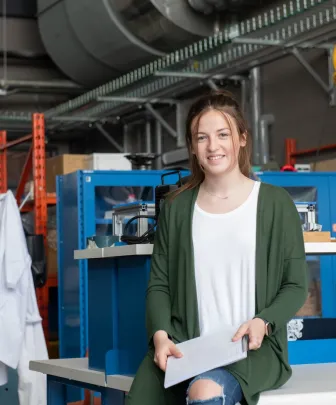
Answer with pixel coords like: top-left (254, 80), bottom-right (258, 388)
top-left (186, 368), bottom-right (243, 405)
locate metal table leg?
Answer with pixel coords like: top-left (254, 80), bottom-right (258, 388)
top-left (101, 388), bottom-right (125, 405)
top-left (46, 375), bottom-right (125, 405)
top-left (47, 377), bottom-right (66, 405)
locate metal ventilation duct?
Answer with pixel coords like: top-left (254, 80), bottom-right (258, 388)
top-left (37, 0), bottom-right (215, 87)
top-left (188, 0), bottom-right (228, 14)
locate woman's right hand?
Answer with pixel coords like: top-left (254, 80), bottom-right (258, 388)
top-left (153, 330), bottom-right (183, 372)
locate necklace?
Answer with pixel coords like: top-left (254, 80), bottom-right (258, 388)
top-left (202, 179), bottom-right (246, 200)
top-left (203, 186), bottom-right (229, 200)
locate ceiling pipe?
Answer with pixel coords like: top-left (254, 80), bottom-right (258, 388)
top-left (250, 67), bottom-right (261, 165)
top-left (0, 79), bottom-right (82, 90)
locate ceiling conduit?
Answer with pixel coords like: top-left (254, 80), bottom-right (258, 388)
top-left (37, 0), bottom-right (215, 87)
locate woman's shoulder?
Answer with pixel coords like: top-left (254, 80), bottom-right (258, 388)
top-left (260, 182), bottom-right (293, 202)
top-left (259, 182), bottom-right (298, 217)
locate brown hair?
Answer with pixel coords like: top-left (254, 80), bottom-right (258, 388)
top-left (171, 90), bottom-right (252, 199)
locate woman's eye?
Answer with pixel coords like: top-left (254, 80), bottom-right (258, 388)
top-left (219, 133), bottom-right (229, 138)
top-left (197, 135), bottom-right (206, 142)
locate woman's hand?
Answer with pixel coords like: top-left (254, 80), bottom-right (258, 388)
top-left (232, 318), bottom-right (266, 350)
top-left (153, 330), bottom-right (183, 371)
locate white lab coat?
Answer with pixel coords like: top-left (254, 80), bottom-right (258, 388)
top-left (0, 190), bottom-right (48, 405)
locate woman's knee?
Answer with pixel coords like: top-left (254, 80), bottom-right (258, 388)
top-left (187, 378), bottom-right (223, 402)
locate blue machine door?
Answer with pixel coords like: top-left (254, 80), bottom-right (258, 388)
top-left (259, 173), bottom-right (336, 364)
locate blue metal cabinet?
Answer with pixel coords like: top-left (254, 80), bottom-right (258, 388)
top-left (56, 170), bottom-right (184, 401)
top-left (87, 254), bottom-right (152, 376)
top-left (259, 172), bottom-right (336, 364)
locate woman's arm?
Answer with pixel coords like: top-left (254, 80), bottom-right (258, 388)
top-left (146, 201), bottom-right (172, 345)
top-left (255, 190), bottom-right (309, 335)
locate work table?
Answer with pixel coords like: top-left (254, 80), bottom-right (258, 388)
top-left (74, 242), bottom-right (336, 260)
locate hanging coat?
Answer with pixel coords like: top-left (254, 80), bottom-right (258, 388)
top-left (0, 190), bottom-right (48, 405)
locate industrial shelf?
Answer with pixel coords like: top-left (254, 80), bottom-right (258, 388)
top-left (286, 138), bottom-right (336, 165)
top-left (0, 114), bottom-right (55, 343)
top-left (305, 242), bottom-right (336, 254)
top-left (74, 244), bottom-right (154, 260)
top-left (21, 193), bottom-right (57, 213)
top-left (74, 242), bottom-right (336, 259)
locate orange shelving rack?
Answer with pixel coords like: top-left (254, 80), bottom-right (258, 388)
top-left (285, 138), bottom-right (336, 166)
top-left (0, 113), bottom-right (56, 342)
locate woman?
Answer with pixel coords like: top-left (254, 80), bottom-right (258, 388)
top-left (126, 91), bottom-right (308, 405)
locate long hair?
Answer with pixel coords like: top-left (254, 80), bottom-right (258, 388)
top-left (170, 90), bottom-right (252, 200)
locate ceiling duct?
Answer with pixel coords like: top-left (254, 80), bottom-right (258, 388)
top-left (188, 0), bottom-right (265, 15)
top-left (37, 0), bottom-right (215, 87)
top-left (188, 0), bottom-right (228, 14)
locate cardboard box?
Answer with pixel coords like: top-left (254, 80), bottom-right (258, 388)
top-left (312, 158), bottom-right (336, 172)
top-left (85, 153), bottom-right (132, 171)
top-left (47, 246), bottom-right (58, 276)
top-left (46, 154), bottom-right (88, 192)
top-left (303, 231), bottom-right (331, 242)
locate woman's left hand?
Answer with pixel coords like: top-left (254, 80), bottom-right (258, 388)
top-left (232, 318), bottom-right (266, 350)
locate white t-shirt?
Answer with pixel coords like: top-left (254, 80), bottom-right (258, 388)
top-left (192, 181), bottom-right (261, 336)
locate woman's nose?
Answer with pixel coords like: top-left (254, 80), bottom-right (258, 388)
top-left (207, 137), bottom-right (219, 152)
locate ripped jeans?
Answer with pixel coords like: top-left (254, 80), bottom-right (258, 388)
top-left (186, 367), bottom-right (243, 405)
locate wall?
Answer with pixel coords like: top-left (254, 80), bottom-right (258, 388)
top-left (262, 48), bottom-right (336, 165)
top-left (68, 126), bottom-right (125, 154)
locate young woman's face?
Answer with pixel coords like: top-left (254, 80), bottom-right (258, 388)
top-left (191, 109), bottom-right (246, 177)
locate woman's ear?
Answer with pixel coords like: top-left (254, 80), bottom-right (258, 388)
top-left (240, 132), bottom-right (247, 147)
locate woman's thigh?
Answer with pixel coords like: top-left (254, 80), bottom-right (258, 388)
top-left (187, 367), bottom-right (243, 405)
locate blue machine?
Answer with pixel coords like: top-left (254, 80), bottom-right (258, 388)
top-left (258, 172), bottom-right (336, 364)
top-left (56, 169), bottom-right (186, 401)
top-left (57, 170), bottom-right (336, 401)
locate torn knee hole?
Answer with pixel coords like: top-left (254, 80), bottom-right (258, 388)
top-left (188, 378), bottom-right (223, 402)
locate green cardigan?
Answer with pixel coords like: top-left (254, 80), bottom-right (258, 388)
top-left (126, 182), bottom-right (308, 405)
